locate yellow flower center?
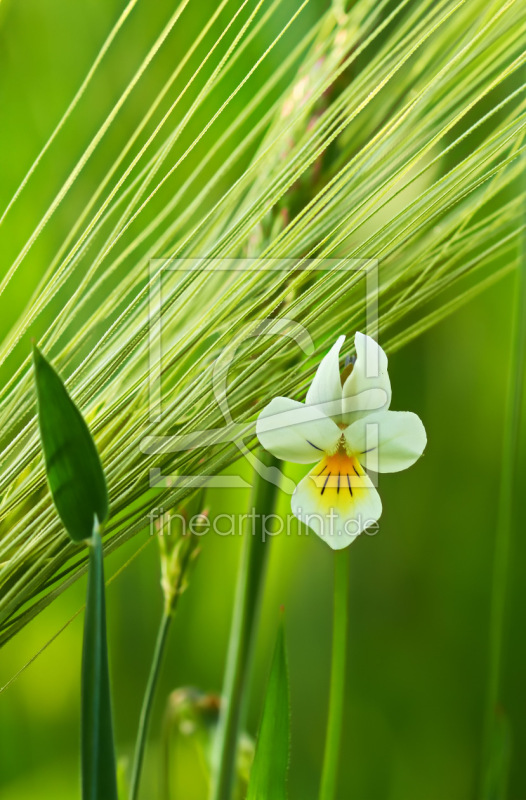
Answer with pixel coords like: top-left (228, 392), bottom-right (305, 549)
top-left (304, 446), bottom-right (368, 509)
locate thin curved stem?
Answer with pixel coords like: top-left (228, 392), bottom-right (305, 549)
top-left (319, 548), bottom-right (350, 800)
top-left (129, 531), bottom-right (198, 800)
top-left (129, 609), bottom-right (174, 800)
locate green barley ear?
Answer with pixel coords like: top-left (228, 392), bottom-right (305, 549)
top-left (32, 344), bottom-right (108, 542)
top-left (246, 621), bottom-right (290, 800)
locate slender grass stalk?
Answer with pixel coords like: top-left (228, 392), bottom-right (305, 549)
top-left (319, 548), bottom-right (350, 800)
top-left (130, 611), bottom-right (173, 800)
top-left (210, 451), bottom-right (280, 800)
top-left (82, 520), bottom-right (119, 800)
top-left (130, 534), bottom-right (199, 800)
top-left (480, 155), bottom-right (526, 798)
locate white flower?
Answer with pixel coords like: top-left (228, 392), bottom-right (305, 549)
top-left (256, 333), bottom-right (427, 550)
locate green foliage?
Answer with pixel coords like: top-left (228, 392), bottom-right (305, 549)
top-left (246, 623), bottom-right (290, 800)
top-left (32, 345), bottom-right (108, 543)
top-left (81, 519), bottom-right (118, 800)
top-left (0, 0), bottom-right (524, 641)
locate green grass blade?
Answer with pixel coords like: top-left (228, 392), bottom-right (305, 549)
top-left (81, 518), bottom-right (118, 800)
top-left (246, 622), bottom-right (290, 800)
top-left (32, 345), bottom-right (108, 542)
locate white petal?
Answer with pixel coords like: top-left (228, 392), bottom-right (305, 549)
top-left (342, 332), bottom-right (391, 423)
top-left (305, 336), bottom-right (345, 417)
top-left (345, 410), bottom-right (427, 473)
top-left (256, 397), bottom-right (342, 464)
top-left (291, 453), bottom-right (382, 549)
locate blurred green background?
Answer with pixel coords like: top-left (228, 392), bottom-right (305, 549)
top-left (0, 0), bottom-right (525, 798)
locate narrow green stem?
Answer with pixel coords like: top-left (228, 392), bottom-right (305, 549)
top-left (130, 608), bottom-right (174, 800)
top-left (320, 548), bottom-right (350, 800)
top-left (82, 520), bottom-right (119, 800)
top-left (130, 531), bottom-right (198, 800)
top-left (209, 452), bottom-right (280, 800)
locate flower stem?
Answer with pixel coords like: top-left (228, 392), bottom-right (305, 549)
top-left (209, 452), bottom-right (280, 800)
top-left (319, 547), bottom-right (350, 800)
top-left (130, 609), bottom-right (173, 800)
top-left (130, 534), bottom-right (198, 800)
